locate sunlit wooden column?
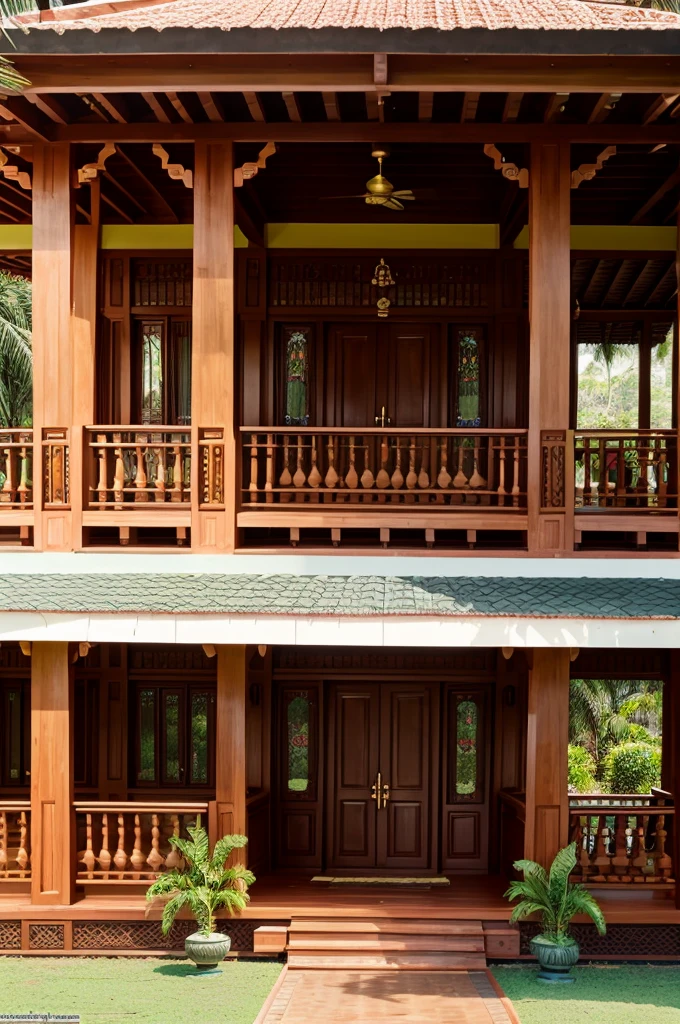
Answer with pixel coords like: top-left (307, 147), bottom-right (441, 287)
top-left (30, 642), bottom-right (75, 905)
top-left (192, 141), bottom-right (235, 551)
top-left (211, 645), bottom-right (247, 861)
top-left (527, 142), bottom-right (573, 554)
top-left (667, 652), bottom-right (680, 908)
top-left (32, 143), bottom-right (73, 551)
top-left (70, 179), bottom-right (100, 551)
top-left (524, 648), bottom-right (570, 868)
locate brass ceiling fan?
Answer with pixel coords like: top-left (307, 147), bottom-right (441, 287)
top-left (324, 145), bottom-right (415, 211)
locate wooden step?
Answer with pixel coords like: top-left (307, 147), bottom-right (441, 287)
top-left (287, 950), bottom-right (487, 970)
top-left (288, 934), bottom-right (485, 952)
top-left (288, 918), bottom-right (484, 936)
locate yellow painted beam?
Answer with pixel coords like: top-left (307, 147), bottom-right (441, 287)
top-left (266, 223), bottom-right (500, 249)
top-left (514, 225), bottom-right (677, 250)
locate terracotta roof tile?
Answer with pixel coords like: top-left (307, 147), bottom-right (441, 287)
top-left (19, 0), bottom-right (680, 33)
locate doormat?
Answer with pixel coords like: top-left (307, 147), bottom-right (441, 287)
top-left (311, 876), bottom-right (450, 886)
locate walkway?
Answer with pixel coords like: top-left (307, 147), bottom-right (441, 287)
top-left (260, 969), bottom-right (519, 1024)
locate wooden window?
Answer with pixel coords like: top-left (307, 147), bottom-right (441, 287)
top-left (453, 327), bottom-right (484, 427)
top-left (132, 683), bottom-right (215, 789)
top-left (280, 687), bottom-right (318, 801)
top-left (0, 681), bottom-right (29, 788)
top-left (448, 690), bottom-right (485, 804)
top-left (73, 678), bottom-right (99, 790)
top-left (135, 317), bottom-right (192, 426)
top-left (140, 321), bottom-right (164, 425)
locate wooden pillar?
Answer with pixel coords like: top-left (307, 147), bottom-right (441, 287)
top-left (192, 141), bottom-right (235, 551)
top-left (32, 143), bottom-right (73, 551)
top-left (524, 648), bottom-right (570, 868)
top-left (667, 653), bottom-right (680, 907)
top-left (527, 142), bottom-right (573, 555)
top-left (71, 179), bottom-right (100, 551)
top-left (30, 642), bottom-right (75, 905)
top-left (211, 645), bottom-right (247, 858)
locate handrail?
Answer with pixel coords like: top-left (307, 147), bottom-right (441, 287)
top-left (499, 790), bottom-right (526, 822)
top-left (240, 426), bottom-right (529, 437)
top-left (571, 805), bottom-right (674, 817)
top-left (0, 801), bottom-right (30, 810)
top-left (73, 801), bottom-right (208, 812)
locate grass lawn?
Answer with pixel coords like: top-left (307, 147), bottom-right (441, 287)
top-left (0, 956), bottom-right (282, 1024)
top-left (493, 965), bottom-right (680, 1024)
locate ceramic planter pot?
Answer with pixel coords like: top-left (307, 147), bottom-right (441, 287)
top-left (530, 934), bottom-right (579, 983)
top-left (185, 931), bottom-right (231, 971)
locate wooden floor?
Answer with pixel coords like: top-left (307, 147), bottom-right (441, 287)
top-left (259, 969), bottom-right (518, 1024)
top-left (0, 873), bottom-right (677, 924)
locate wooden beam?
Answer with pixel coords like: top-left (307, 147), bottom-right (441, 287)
top-left (544, 92), bottom-right (569, 123)
top-left (32, 142), bottom-right (73, 550)
top-left (243, 91), bottom-right (266, 122)
top-left (141, 92), bottom-right (172, 123)
top-left (114, 143), bottom-right (178, 223)
top-left (26, 93), bottom-right (69, 125)
top-left (100, 190), bottom-right (134, 223)
top-left (418, 92), bottom-right (434, 122)
top-left (373, 53), bottom-right (388, 87)
top-left (322, 93), bottom-right (339, 122)
top-left (587, 92), bottom-right (621, 123)
top-left (524, 649), bottom-right (570, 868)
top-left (167, 92), bottom-right (193, 124)
top-left (461, 92), bottom-right (480, 123)
top-left (212, 646), bottom-right (247, 856)
top-left (197, 92), bottom-right (223, 122)
top-left (643, 94), bottom-right (680, 125)
top-left (630, 165), bottom-right (680, 225)
top-left (282, 91), bottom-right (301, 122)
top-left (102, 168), bottom-right (148, 215)
top-left (0, 96), bottom-right (54, 141)
top-left (30, 642), bottom-right (75, 905)
top-left (502, 92), bottom-right (523, 123)
top-left (48, 122), bottom-right (680, 145)
top-left (365, 92), bottom-right (379, 121)
top-left (527, 141), bottom-right (572, 555)
top-left (192, 141), bottom-right (235, 551)
top-left (91, 93), bottom-right (129, 123)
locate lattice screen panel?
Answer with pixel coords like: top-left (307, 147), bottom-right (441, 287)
top-left (29, 924), bottom-right (65, 950)
top-left (72, 919), bottom-right (280, 952)
top-left (0, 921), bottom-right (21, 949)
top-left (520, 923), bottom-right (680, 957)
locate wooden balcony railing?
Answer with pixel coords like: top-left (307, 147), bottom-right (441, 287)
top-left (569, 793), bottom-right (674, 885)
top-left (86, 428), bottom-right (193, 509)
top-left (0, 429), bottom-right (33, 508)
top-left (574, 430), bottom-right (677, 511)
top-left (0, 802), bottom-right (31, 881)
top-left (75, 801), bottom-right (209, 882)
top-left (241, 428), bottom-right (528, 509)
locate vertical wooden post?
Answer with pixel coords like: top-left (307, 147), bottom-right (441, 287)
top-left (30, 642), bottom-right (75, 905)
top-left (524, 648), bottom-right (570, 868)
top-left (211, 645), bottom-right (247, 859)
top-left (71, 179), bottom-right (100, 550)
top-left (32, 143), bottom-right (73, 551)
top-left (667, 653), bottom-right (680, 908)
top-left (192, 142), bottom-right (235, 551)
top-left (527, 143), bottom-right (573, 554)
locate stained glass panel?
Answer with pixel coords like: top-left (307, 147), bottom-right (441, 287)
top-left (287, 692), bottom-right (310, 792)
top-left (456, 698), bottom-right (478, 798)
top-left (455, 329), bottom-right (482, 427)
top-left (164, 692), bottom-right (180, 783)
top-left (284, 329), bottom-right (310, 426)
top-left (138, 689), bottom-right (156, 782)
top-left (190, 691), bottom-right (210, 784)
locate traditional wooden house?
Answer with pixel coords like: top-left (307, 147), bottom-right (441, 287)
top-left (0, 0), bottom-right (678, 965)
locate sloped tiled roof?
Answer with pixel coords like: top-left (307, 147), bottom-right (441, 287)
top-left (20, 0), bottom-right (680, 33)
top-left (0, 573), bottom-right (678, 618)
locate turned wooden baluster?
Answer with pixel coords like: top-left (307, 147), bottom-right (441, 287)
top-left (417, 440), bottom-right (430, 497)
top-left (97, 812), bottom-right (112, 878)
top-left (130, 813), bottom-right (146, 877)
top-left (265, 434), bottom-right (275, 503)
top-left (582, 439), bottom-right (591, 507)
top-left (597, 438), bottom-right (608, 506)
top-left (469, 437), bottom-right (486, 490)
top-left (171, 444), bottom-right (185, 503)
top-left (404, 437), bottom-right (417, 503)
top-left (592, 815), bottom-right (612, 881)
top-left (630, 817), bottom-right (649, 879)
top-left (611, 812), bottom-right (632, 881)
top-left (165, 815), bottom-right (182, 870)
top-left (134, 437), bottom-right (149, 503)
top-left (325, 436), bottom-right (339, 493)
top-left (345, 436), bottom-right (359, 495)
top-left (17, 445), bottom-right (30, 505)
top-left (615, 441), bottom-right (626, 508)
top-left (249, 434), bottom-right (259, 503)
top-left (636, 438), bottom-right (652, 506)
top-left (437, 437), bottom-right (451, 495)
top-left (308, 435), bottom-right (322, 498)
top-left (496, 437), bottom-right (506, 506)
top-left (96, 434), bottom-right (108, 509)
top-left (453, 440), bottom-right (468, 491)
top-left (360, 436), bottom-right (374, 491)
top-left (0, 812), bottom-right (7, 875)
top-left (654, 814), bottom-right (673, 878)
top-left (113, 433), bottom-right (125, 509)
top-left (376, 436), bottom-right (390, 494)
top-left (657, 446), bottom-right (668, 508)
top-left (16, 811), bottom-right (29, 875)
top-left (146, 813), bottom-right (164, 873)
top-left (391, 439), bottom-right (405, 493)
top-left (512, 437), bottom-right (521, 507)
top-left (0, 445), bottom-right (16, 504)
top-left (113, 812), bottom-right (128, 876)
top-left (155, 445), bottom-right (167, 502)
top-left (293, 435), bottom-right (306, 499)
top-left (80, 812), bottom-right (96, 878)
top-left (279, 435), bottom-right (292, 502)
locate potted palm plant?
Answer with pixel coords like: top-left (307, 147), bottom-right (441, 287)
top-left (146, 816), bottom-right (255, 972)
top-left (505, 842), bottom-right (605, 982)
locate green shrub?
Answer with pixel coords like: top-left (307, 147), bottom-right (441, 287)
top-left (602, 742), bottom-right (661, 794)
top-left (568, 744), bottom-right (597, 793)
top-left (626, 723), bottom-right (660, 747)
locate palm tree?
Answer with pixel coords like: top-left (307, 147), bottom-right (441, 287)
top-left (0, 271), bottom-right (32, 427)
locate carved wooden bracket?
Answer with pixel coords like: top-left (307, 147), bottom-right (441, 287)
top-left (483, 143), bottom-right (528, 188)
top-left (0, 148), bottom-right (31, 190)
top-left (152, 143), bottom-right (193, 188)
top-left (234, 141), bottom-right (277, 188)
top-left (75, 142), bottom-right (115, 187)
top-left (571, 146), bottom-right (616, 189)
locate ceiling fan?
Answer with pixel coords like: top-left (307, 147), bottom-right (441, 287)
top-left (324, 146), bottom-right (415, 211)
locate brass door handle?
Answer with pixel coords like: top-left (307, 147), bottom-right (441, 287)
top-left (381, 782), bottom-right (390, 806)
top-left (371, 771), bottom-right (383, 810)
top-left (374, 406), bottom-right (389, 428)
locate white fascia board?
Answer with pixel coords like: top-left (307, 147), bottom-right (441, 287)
top-left (0, 613), bottom-right (677, 648)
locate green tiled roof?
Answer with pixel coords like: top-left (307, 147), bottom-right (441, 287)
top-left (0, 574), bottom-right (677, 619)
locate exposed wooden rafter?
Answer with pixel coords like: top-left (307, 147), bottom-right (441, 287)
top-left (502, 93), bottom-right (523, 123)
top-left (141, 92), bottom-right (172, 123)
top-left (418, 92), bottom-right (434, 122)
top-left (167, 92), bottom-right (193, 124)
top-left (152, 142), bottom-right (193, 188)
top-left (197, 92), bottom-right (222, 123)
top-left (544, 93), bottom-right (569, 123)
top-left (233, 140), bottom-right (277, 188)
top-left (323, 93), bottom-right (340, 122)
top-left (115, 143), bottom-right (178, 222)
top-left (631, 163), bottom-right (680, 224)
top-left (0, 96), bottom-right (53, 141)
top-left (643, 94), bottom-right (680, 125)
top-left (75, 141), bottom-right (115, 186)
top-left (282, 91), bottom-right (301, 122)
top-left (91, 92), bottom-right (129, 123)
top-left (587, 93), bottom-right (621, 124)
top-left (243, 92), bottom-right (266, 122)
top-left (26, 93), bottom-right (69, 125)
top-left (571, 146), bottom-right (617, 188)
top-left (461, 93), bottom-right (480, 123)
top-left (483, 143), bottom-right (528, 187)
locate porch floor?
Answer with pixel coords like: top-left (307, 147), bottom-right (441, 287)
top-left (0, 873), bottom-right (677, 925)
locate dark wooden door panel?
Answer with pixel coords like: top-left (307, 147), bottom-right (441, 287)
top-left (441, 684), bottom-right (492, 872)
top-left (329, 324), bottom-right (380, 427)
top-left (388, 324), bottom-right (432, 427)
top-left (327, 684), bottom-right (379, 868)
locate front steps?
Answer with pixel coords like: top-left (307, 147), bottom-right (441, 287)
top-left (286, 916), bottom-right (488, 970)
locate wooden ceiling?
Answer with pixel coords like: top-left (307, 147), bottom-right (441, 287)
top-left (572, 256), bottom-right (677, 313)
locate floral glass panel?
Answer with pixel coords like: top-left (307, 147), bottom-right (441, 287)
top-left (287, 692), bottom-right (310, 793)
top-left (7, 688), bottom-right (21, 782)
top-left (138, 689), bottom-right (156, 782)
top-left (284, 329), bottom-right (310, 426)
top-left (141, 323), bottom-right (164, 425)
top-left (190, 691), bottom-right (210, 785)
top-left (455, 698), bottom-right (478, 799)
top-left (164, 692), bottom-right (180, 783)
top-left (455, 329), bottom-right (482, 427)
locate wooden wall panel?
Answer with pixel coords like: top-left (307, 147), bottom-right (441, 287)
top-left (524, 648), bottom-right (570, 868)
top-left (193, 142), bottom-right (235, 551)
top-left (30, 642), bottom-right (74, 905)
top-left (212, 645), bottom-right (247, 864)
